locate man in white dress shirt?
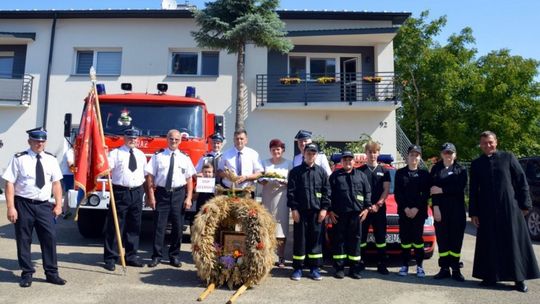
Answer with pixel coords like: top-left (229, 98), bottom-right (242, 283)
top-left (2, 128), bottom-right (66, 287)
top-left (145, 129), bottom-right (196, 268)
top-left (292, 130), bottom-right (332, 176)
top-left (218, 129), bottom-right (263, 193)
top-left (103, 128), bottom-right (147, 271)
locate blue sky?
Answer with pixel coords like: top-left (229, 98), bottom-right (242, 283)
top-left (1, 0), bottom-right (539, 63)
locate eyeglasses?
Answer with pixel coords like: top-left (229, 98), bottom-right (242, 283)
top-left (168, 138), bottom-right (181, 142)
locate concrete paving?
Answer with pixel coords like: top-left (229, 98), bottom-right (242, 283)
top-left (0, 202), bottom-right (539, 304)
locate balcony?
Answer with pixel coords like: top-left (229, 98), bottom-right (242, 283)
top-left (256, 72), bottom-right (401, 110)
top-left (0, 74), bottom-right (34, 106)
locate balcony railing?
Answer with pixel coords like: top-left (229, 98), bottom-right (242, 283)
top-left (256, 72), bottom-right (400, 107)
top-left (0, 74), bottom-right (34, 106)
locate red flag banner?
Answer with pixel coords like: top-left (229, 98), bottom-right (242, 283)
top-left (74, 89), bottom-right (110, 196)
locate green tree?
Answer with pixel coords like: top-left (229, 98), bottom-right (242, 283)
top-left (395, 11), bottom-right (540, 159)
top-left (467, 50), bottom-right (540, 158)
top-left (192, 0), bottom-right (293, 131)
top-left (344, 133), bottom-right (372, 153)
top-left (394, 11), bottom-right (447, 147)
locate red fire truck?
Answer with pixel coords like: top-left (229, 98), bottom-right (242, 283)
top-left (66, 84), bottom-right (222, 238)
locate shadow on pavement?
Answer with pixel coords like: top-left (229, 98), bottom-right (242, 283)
top-left (140, 268), bottom-right (201, 288)
top-left (464, 220), bottom-right (477, 237)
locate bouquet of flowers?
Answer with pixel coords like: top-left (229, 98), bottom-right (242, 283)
top-left (258, 171), bottom-right (287, 184)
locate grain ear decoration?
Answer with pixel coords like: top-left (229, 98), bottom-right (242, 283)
top-left (191, 195), bottom-right (277, 289)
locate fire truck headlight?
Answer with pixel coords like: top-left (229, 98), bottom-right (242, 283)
top-left (87, 194), bottom-right (101, 207)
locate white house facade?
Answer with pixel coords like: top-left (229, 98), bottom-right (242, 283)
top-left (0, 8), bottom-right (410, 178)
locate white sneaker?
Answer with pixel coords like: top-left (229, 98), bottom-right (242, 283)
top-left (416, 266), bottom-right (426, 278)
top-left (398, 266), bottom-right (408, 276)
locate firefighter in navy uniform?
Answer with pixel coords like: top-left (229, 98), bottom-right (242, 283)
top-left (430, 142), bottom-right (467, 282)
top-left (2, 128), bottom-right (67, 287)
top-left (394, 145), bottom-right (431, 277)
top-left (287, 143), bottom-right (330, 281)
top-left (195, 132), bottom-right (224, 184)
top-left (145, 129), bottom-right (196, 268)
top-left (358, 141), bottom-right (391, 275)
top-left (328, 151), bottom-right (371, 279)
top-left (103, 128), bottom-right (148, 271)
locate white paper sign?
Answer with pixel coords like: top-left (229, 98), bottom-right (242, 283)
top-left (196, 177), bottom-right (216, 193)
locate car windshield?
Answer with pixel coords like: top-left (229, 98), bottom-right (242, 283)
top-left (100, 103), bottom-right (204, 138)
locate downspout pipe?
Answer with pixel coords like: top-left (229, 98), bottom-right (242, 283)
top-left (42, 13), bottom-right (57, 129)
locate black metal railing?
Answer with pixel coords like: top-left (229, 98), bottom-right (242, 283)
top-left (256, 72), bottom-right (400, 106)
top-left (0, 74), bottom-right (34, 105)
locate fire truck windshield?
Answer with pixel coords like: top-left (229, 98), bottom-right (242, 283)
top-left (100, 103), bottom-right (204, 138)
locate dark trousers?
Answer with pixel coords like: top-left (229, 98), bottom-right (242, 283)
top-left (292, 210), bottom-right (323, 270)
top-left (151, 187), bottom-right (186, 260)
top-left (434, 209), bottom-right (466, 270)
top-left (332, 211), bottom-right (362, 269)
top-left (360, 208), bottom-right (387, 263)
top-left (13, 196), bottom-right (58, 277)
top-left (399, 215), bottom-right (425, 267)
top-left (104, 185), bottom-right (144, 263)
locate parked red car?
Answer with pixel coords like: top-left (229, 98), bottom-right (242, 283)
top-left (325, 156), bottom-right (436, 259)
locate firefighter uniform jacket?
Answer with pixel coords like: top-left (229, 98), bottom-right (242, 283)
top-left (329, 168), bottom-right (372, 213)
top-left (430, 160), bottom-right (467, 269)
top-left (287, 163), bottom-right (331, 211)
top-left (394, 167), bottom-right (431, 219)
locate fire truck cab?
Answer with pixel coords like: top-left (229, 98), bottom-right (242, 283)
top-left (66, 84), bottom-right (222, 238)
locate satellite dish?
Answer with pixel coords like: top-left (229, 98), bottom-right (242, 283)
top-left (161, 0), bottom-right (177, 9)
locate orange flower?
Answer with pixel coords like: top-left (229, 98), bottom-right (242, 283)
top-left (248, 209), bottom-right (258, 218)
top-left (256, 242), bottom-right (265, 250)
top-left (233, 250), bottom-right (243, 258)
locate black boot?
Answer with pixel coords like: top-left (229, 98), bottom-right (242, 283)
top-left (515, 281), bottom-right (528, 293)
top-left (377, 263), bottom-right (389, 275)
top-left (451, 269), bottom-right (465, 282)
top-left (433, 268), bottom-right (451, 280)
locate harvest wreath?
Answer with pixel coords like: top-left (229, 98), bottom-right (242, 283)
top-left (192, 195), bottom-right (277, 303)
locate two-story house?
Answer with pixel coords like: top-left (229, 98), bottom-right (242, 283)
top-left (0, 6), bottom-right (410, 177)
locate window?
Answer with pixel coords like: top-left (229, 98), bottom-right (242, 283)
top-left (288, 54), bottom-right (341, 79)
top-left (171, 51), bottom-right (219, 76)
top-left (75, 50), bottom-right (122, 75)
top-left (0, 51), bottom-right (15, 78)
top-left (310, 58), bottom-right (336, 77)
top-left (289, 56), bottom-right (306, 77)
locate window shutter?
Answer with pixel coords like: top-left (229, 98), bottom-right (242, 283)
top-left (96, 51), bottom-right (121, 75)
top-left (76, 51), bottom-right (94, 74)
top-left (201, 51), bottom-right (219, 76)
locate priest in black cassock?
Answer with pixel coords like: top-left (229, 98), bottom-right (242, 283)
top-left (469, 131), bottom-right (540, 292)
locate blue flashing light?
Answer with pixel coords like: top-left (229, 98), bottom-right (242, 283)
top-left (186, 86), bottom-right (196, 98)
top-left (96, 83), bottom-right (106, 95)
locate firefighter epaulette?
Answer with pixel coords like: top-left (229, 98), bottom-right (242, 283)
top-left (154, 148), bottom-right (165, 155)
top-left (14, 151), bottom-right (28, 158)
top-left (44, 151), bottom-right (55, 157)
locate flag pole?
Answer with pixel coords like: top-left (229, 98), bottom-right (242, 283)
top-left (90, 68), bottom-right (127, 273)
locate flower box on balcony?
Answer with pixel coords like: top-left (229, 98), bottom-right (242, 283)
top-left (280, 77), bottom-right (301, 85)
top-left (362, 76), bottom-right (382, 83)
top-left (316, 76), bottom-right (336, 84)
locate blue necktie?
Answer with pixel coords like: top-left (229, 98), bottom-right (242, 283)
top-left (236, 151), bottom-right (242, 176)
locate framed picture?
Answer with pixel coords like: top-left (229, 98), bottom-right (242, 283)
top-left (220, 231), bottom-right (246, 255)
